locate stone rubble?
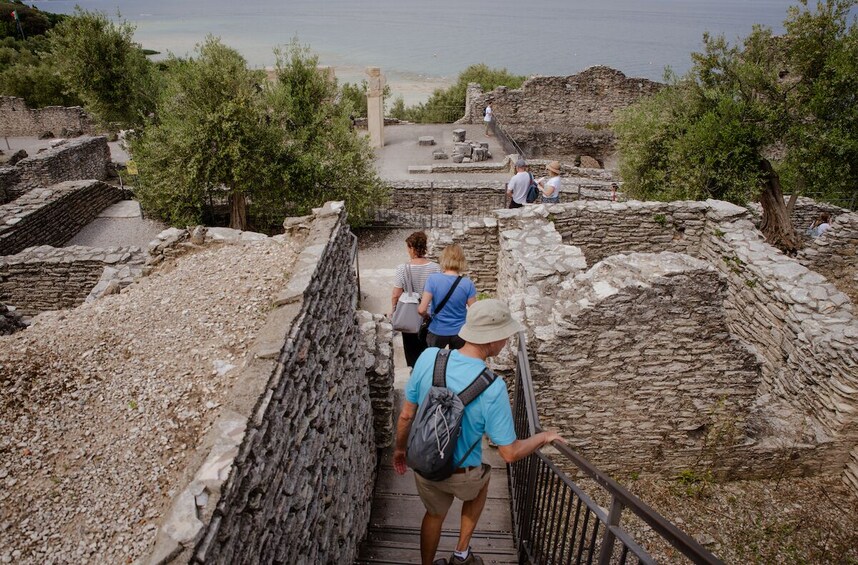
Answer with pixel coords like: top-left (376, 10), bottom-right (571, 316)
top-left (0, 231), bottom-right (304, 564)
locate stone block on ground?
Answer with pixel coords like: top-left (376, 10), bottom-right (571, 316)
top-left (433, 150), bottom-right (449, 160)
top-left (451, 154), bottom-right (464, 164)
top-left (580, 155), bottom-right (601, 169)
top-left (454, 142), bottom-right (472, 157)
top-left (418, 136), bottom-right (435, 146)
top-left (452, 129), bottom-right (466, 142)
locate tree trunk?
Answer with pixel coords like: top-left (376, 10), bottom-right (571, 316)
top-left (758, 158), bottom-right (798, 254)
top-left (229, 191), bottom-right (248, 231)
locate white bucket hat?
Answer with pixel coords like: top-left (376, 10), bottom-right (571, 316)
top-left (458, 299), bottom-right (523, 344)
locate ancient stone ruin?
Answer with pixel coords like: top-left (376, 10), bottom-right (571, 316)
top-left (0, 96), bottom-right (92, 138)
top-left (0, 203), bottom-right (396, 564)
top-left (461, 66), bottom-right (662, 164)
top-left (426, 200), bottom-right (858, 494)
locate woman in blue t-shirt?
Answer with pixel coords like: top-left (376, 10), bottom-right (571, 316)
top-left (418, 244), bottom-right (477, 350)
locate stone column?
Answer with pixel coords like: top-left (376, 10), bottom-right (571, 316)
top-left (366, 67), bottom-right (385, 148)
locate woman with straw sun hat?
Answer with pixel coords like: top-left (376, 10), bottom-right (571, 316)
top-left (537, 161), bottom-right (562, 204)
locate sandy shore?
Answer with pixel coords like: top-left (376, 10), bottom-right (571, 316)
top-left (264, 65), bottom-right (453, 107)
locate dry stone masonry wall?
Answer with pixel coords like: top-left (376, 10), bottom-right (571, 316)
top-left (798, 211), bottom-right (858, 304)
top-left (550, 200), bottom-right (708, 266)
top-left (697, 203), bottom-right (857, 475)
top-left (179, 203), bottom-right (378, 564)
top-left (428, 218), bottom-right (501, 293)
top-left (378, 180), bottom-right (508, 227)
top-left (531, 254), bottom-right (760, 475)
top-left (0, 180), bottom-right (123, 255)
top-left (437, 200), bottom-right (856, 491)
top-left (0, 136), bottom-right (111, 203)
top-left (464, 67), bottom-right (661, 160)
top-left (0, 96), bottom-right (92, 137)
top-left (358, 311), bottom-right (396, 448)
top-left (0, 245), bottom-right (144, 316)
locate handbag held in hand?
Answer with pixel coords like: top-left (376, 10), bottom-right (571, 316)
top-left (391, 265), bottom-right (423, 333)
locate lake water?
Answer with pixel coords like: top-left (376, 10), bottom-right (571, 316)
top-left (31, 0), bottom-right (797, 104)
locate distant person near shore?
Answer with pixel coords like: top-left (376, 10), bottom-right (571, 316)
top-left (483, 102), bottom-right (493, 136)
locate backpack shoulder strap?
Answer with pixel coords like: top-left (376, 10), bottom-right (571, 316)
top-left (432, 348), bottom-right (451, 387)
top-left (404, 264), bottom-right (415, 294)
top-left (458, 368), bottom-right (497, 405)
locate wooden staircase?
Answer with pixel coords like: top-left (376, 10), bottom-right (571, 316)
top-left (356, 440), bottom-right (519, 564)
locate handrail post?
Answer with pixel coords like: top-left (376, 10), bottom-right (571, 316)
top-left (513, 354), bottom-right (539, 562)
top-left (597, 497), bottom-right (623, 565)
top-left (428, 181), bottom-right (434, 229)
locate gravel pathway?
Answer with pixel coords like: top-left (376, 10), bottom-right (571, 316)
top-left (0, 236), bottom-right (302, 564)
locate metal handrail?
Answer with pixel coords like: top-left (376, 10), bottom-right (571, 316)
top-left (510, 333), bottom-right (723, 565)
top-left (489, 115), bottom-right (526, 161)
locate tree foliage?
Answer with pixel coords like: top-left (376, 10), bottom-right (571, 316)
top-left (0, 36), bottom-right (81, 107)
top-left (268, 41), bottom-right (387, 225)
top-left (131, 38), bottom-right (386, 231)
top-left (0, 2), bottom-right (65, 40)
top-left (45, 9), bottom-right (157, 126)
top-left (339, 79), bottom-right (390, 118)
top-left (616, 0), bottom-right (858, 250)
top-left (390, 63), bottom-right (525, 123)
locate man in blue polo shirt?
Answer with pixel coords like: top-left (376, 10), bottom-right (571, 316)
top-left (394, 300), bottom-right (564, 565)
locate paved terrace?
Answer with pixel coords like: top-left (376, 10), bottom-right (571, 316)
top-left (373, 124), bottom-right (513, 182)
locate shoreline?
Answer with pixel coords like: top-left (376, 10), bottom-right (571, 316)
top-left (262, 64), bottom-right (453, 107)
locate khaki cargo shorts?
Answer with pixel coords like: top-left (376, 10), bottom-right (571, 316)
top-left (413, 463), bottom-right (492, 516)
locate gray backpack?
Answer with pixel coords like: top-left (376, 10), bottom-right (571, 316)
top-left (406, 349), bottom-right (497, 481)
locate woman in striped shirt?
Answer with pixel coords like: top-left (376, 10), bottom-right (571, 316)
top-left (391, 231), bottom-right (441, 367)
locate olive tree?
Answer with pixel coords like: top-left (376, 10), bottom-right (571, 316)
top-left (615, 0), bottom-right (857, 252)
top-left (46, 9), bottom-right (156, 126)
top-left (132, 38), bottom-right (386, 231)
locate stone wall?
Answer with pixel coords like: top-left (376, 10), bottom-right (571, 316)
top-left (524, 259), bottom-right (761, 476)
top-left (0, 180), bottom-right (123, 256)
top-left (551, 200), bottom-right (709, 265)
top-left (377, 180), bottom-right (508, 227)
top-left (359, 311), bottom-right (396, 448)
top-left (428, 218), bottom-right (500, 293)
top-left (0, 245), bottom-right (144, 316)
top-left (697, 204), bottom-right (857, 462)
top-left (797, 210), bottom-right (858, 304)
top-left (441, 201), bottom-right (856, 490)
top-left (746, 196), bottom-right (849, 240)
top-left (153, 203), bottom-right (379, 564)
top-left (0, 136), bottom-right (111, 203)
top-left (0, 96), bottom-right (92, 137)
top-left (463, 67), bottom-right (662, 160)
